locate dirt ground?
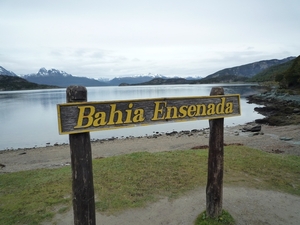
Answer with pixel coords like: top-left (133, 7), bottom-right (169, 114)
top-left (1, 123), bottom-right (299, 173)
top-left (42, 187), bottom-right (300, 225)
top-left (1, 123), bottom-right (300, 225)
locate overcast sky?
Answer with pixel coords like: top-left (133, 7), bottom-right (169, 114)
top-left (0, 0), bottom-right (299, 79)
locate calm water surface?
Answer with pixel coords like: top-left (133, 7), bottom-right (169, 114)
top-left (0, 84), bottom-right (263, 150)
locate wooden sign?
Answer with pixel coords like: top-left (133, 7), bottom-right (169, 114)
top-left (59, 86), bottom-right (237, 223)
top-left (57, 94), bottom-right (240, 134)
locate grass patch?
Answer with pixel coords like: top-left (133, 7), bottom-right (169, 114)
top-left (224, 146), bottom-right (300, 195)
top-left (195, 210), bottom-right (235, 225)
top-left (93, 150), bottom-right (207, 213)
top-left (0, 146), bottom-right (300, 224)
top-left (0, 167), bottom-right (72, 225)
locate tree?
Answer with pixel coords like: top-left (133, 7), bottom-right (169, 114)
top-left (276, 55), bottom-right (300, 88)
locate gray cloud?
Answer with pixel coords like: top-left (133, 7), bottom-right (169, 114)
top-left (0, 0), bottom-right (299, 78)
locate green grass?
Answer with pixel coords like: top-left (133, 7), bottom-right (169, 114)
top-left (224, 146), bottom-right (300, 195)
top-left (93, 150), bottom-right (207, 213)
top-left (1, 146), bottom-right (300, 224)
top-left (0, 167), bottom-right (72, 225)
top-left (195, 210), bottom-right (235, 225)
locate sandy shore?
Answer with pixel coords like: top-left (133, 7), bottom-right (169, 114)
top-left (1, 123), bottom-right (300, 224)
top-left (1, 123), bottom-right (299, 173)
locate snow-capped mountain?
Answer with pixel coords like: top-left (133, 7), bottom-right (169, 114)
top-left (23, 68), bottom-right (107, 87)
top-left (36, 67), bottom-right (71, 77)
top-left (22, 69), bottom-right (186, 87)
top-left (0, 66), bottom-right (17, 76)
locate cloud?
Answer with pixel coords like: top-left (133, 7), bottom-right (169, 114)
top-left (0, 0), bottom-right (299, 78)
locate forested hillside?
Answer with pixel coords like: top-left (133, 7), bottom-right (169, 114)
top-left (275, 55), bottom-right (300, 88)
top-left (249, 59), bottom-right (295, 82)
top-left (0, 75), bottom-right (57, 91)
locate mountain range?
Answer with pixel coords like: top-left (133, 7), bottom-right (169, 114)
top-left (119, 57), bottom-right (297, 86)
top-left (192, 57), bottom-right (296, 84)
top-left (22, 68), bottom-right (108, 87)
top-left (0, 66), bottom-right (17, 77)
top-left (0, 56), bottom-right (297, 89)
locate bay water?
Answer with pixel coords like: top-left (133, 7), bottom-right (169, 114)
top-left (0, 84), bottom-right (263, 150)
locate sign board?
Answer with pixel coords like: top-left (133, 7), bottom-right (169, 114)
top-left (57, 94), bottom-right (240, 134)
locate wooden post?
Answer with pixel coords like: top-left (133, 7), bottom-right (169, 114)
top-left (67, 86), bottom-right (96, 225)
top-left (206, 87), bottom-right (224, 218)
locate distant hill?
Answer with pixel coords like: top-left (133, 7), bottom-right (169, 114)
top-left (249, 59), bottom-right (296, 82)
top-left (119, 77), bottom-right (191, 86)
top-left (106, 74), bottom-right (203, 86)
top-left (0, 75), bottom-right (58, 91)
top-left (199, 57), bottom-right (295, 83)
top-left (105, 74), bottom-right (169, 86)
top-left (23, 68), bottom-right (108, 87)
top-left (191, 75), bottom-right (249, 84)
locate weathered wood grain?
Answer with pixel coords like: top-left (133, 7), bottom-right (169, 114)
top-left (57, 94), bottom-right (240, 134)
top-left (67, 86), bottom-right (96, 225)
top-left (206, 87), bottom-right (224, 218)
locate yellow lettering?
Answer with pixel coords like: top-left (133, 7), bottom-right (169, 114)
top-left (196, 104), bottom-right (207, 116)
top-left (132, 109), bottom-right (145, 122)
top-left (216, 97), bottom-right (225, 114)
top-left (74, 106), bottom-right (95, 128)
top-left (207, 103), bottom-right (215, 115)
top-left (93, 112), bottom-right (107, 126)
top-left (124, 103), bottom-right (133, 124)
top-left (73, 97), bottom-right (237, 130)
top-left (179, 105), bottom-right (187, 118)
top-left (166, 106), bottom-right (178, 119)
top-left (152, 101), bottom-right (166, 121)
top-left (107, 104), bottom-right (123, 125)
top-left (187, 105), bottom-right (197, 117)
top-left (225, 102), bottom-right (233, 114)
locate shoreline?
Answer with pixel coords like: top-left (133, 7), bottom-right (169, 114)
top-left (0, 86), bottom-right (300, 154)
top-left (0, 127), bottom-right (212, 153)
top-left (1, 123), bottom-right (300, 173)
top-left (247, 90), bottom-right (300, 125)
top-left (0, 91), bottom-right (300, 173)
